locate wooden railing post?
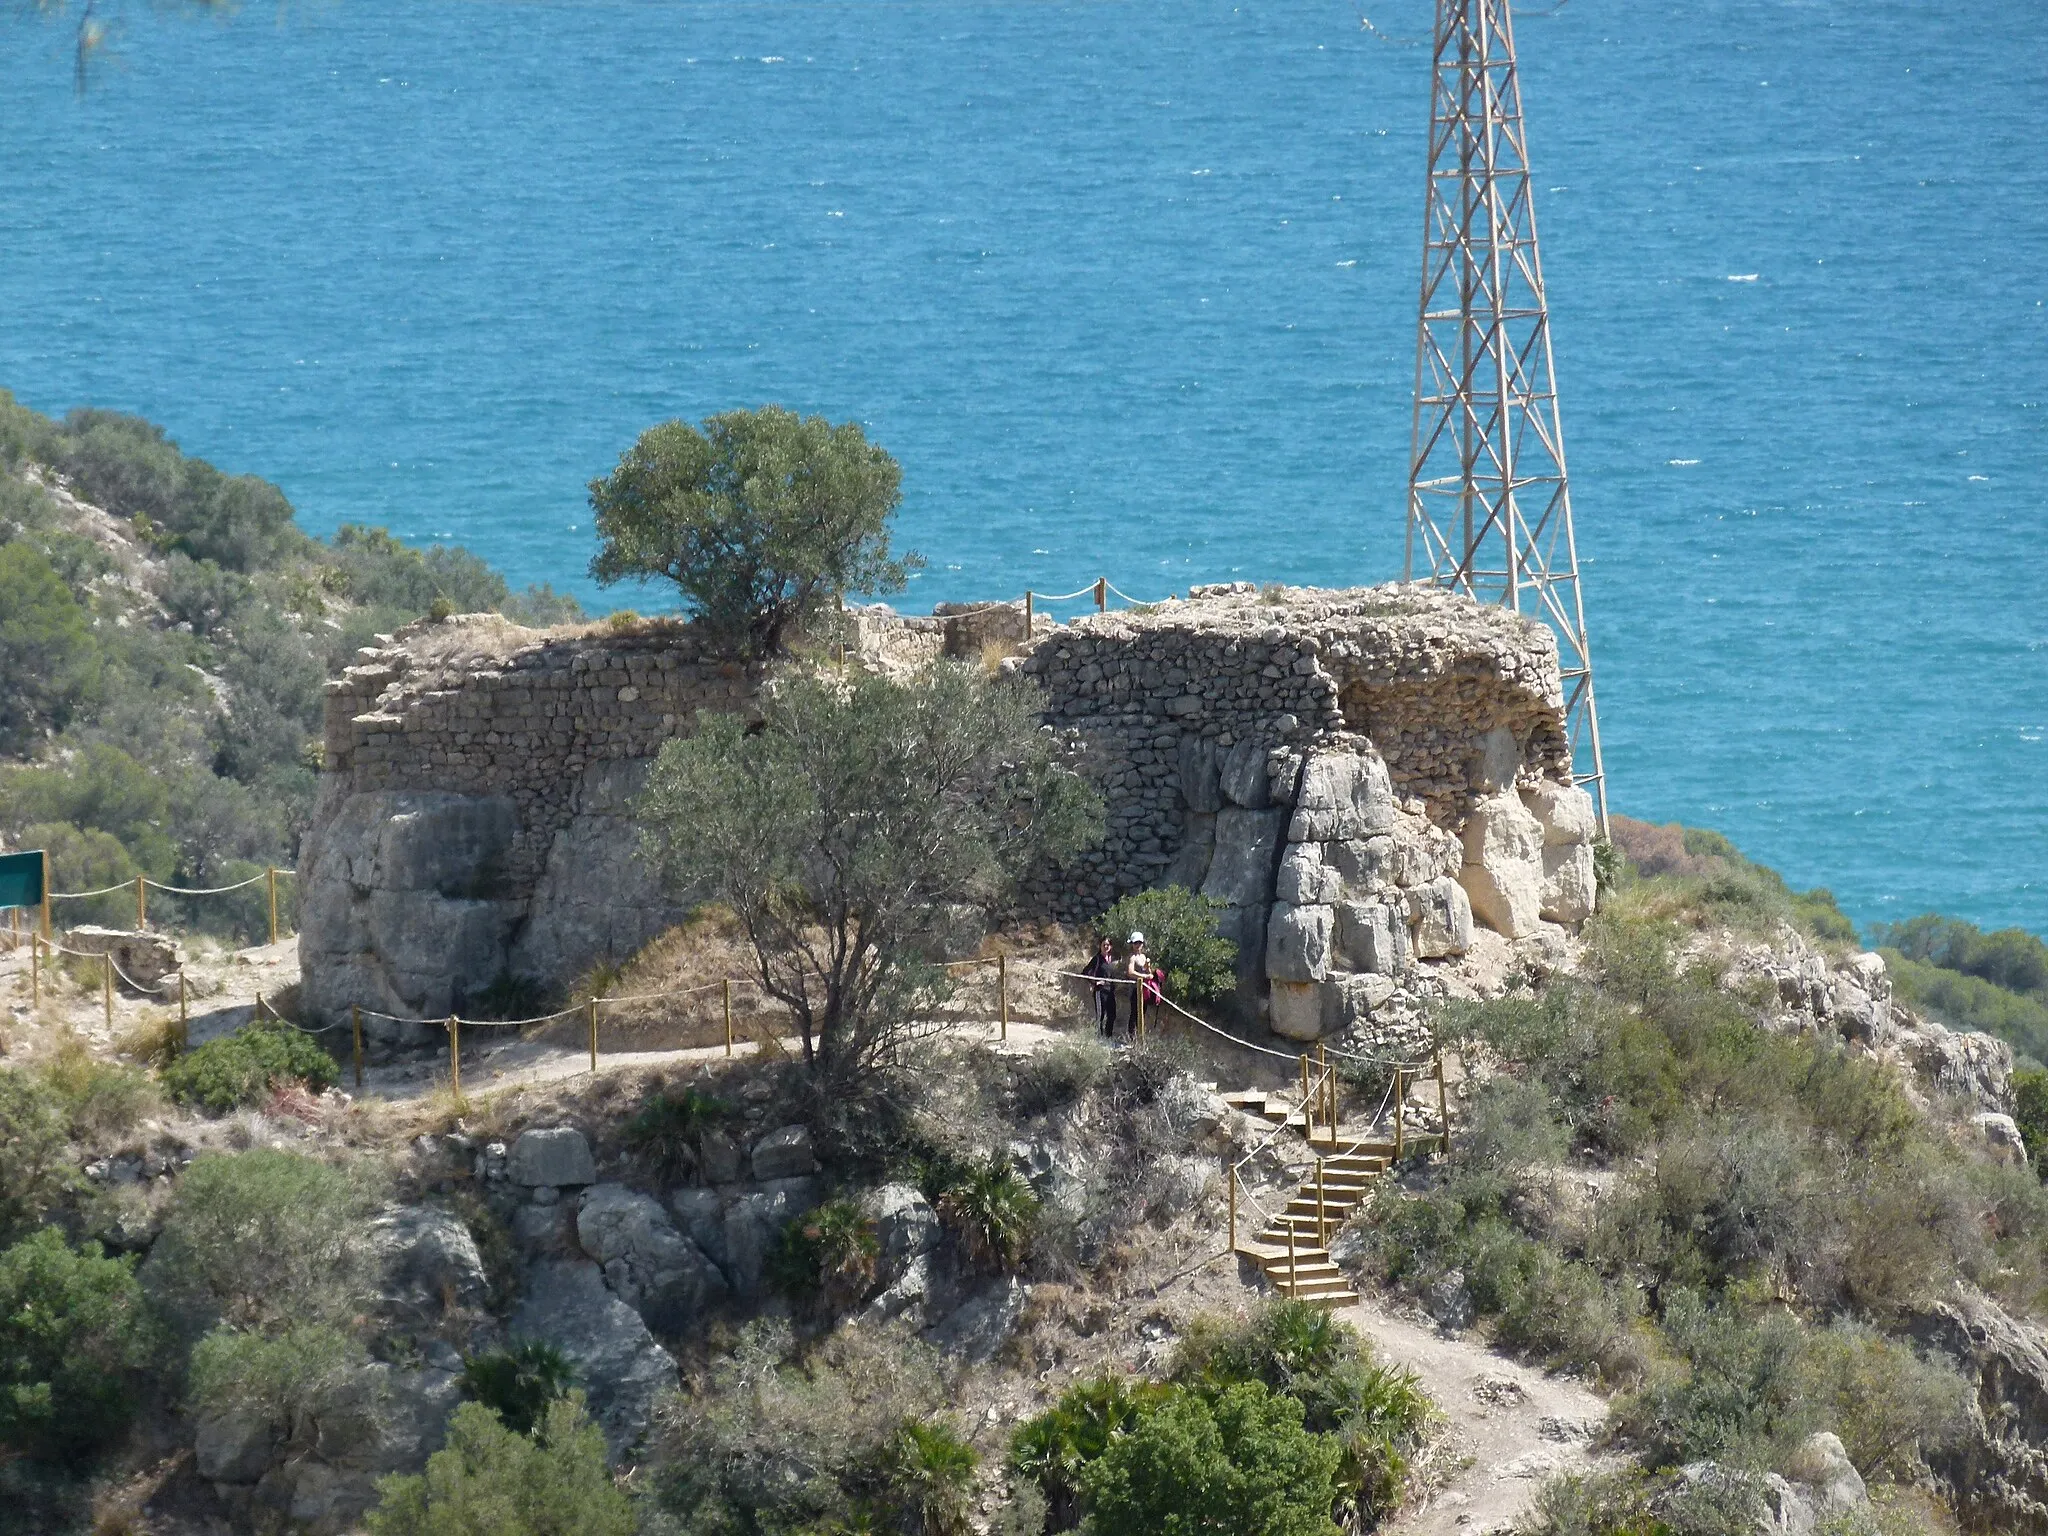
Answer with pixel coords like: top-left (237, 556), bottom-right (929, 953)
top-left (1023, 590), bottom-right (1033, 635)
top-left (352, 1004), bottom-right (364, 1087)
top-left (1286, 1218), bottom-right (1298, 1296)
top-left (102, 962), bottom-right (113, 1031)
top-left (588, 997), bottom-right (599, 1074)
top-left (1316, 1157), bottom-right (1326, 1246)
top-left (1094, 577), bottom-right (1106, 612)
top-left (267, 866), bottom-right (279, 946)
top-left (30, 933), bottom-right (40, 1009)
top-left (1136, 981), bottom-right (1145, 1042)
top-left (998, 952), bottom-right (1009, 1043)
top-left (1394, 1067), bottom-right (1405, 1162)
top-left (40, 848), bottom-right (50, 939)
top-left (1227, 1165), bottom-right (1238, 1255)
top-left (448, 1014), bottom-right (461, 1099)
top-left (136, 874), bottom-right (146, 931)
top-left (179, 972), bottom-right (189, 1053)
top-left (723, 979), bottom-right (733, 1057)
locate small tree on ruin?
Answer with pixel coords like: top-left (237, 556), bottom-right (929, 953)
top-left (636, 664), bottom-right (1101, 1083)
top-left (587, 406), bottom-right (922, 659)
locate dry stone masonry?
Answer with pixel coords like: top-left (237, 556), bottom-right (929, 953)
top-left (297, 585), bottom-right (1602, 1051)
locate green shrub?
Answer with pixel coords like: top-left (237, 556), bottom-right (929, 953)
top-left (1094, 886), bottom-right (1239, 1006)
top-left (878, 1417), bottom-right (979, 1536)
top-left (0, 1069), bottom-right (74, 1246)
top-left (0, 540), bottom-right (100, 752)
top-left (189, 1323), bottom-right (383, 1454)
top-left (1011, 1374), bottom-right (1171, 1530)
top-left (42, 1034), bottom-right (160, 1141)
top-left (924, 1152), bottom-right (1041, 1271)
top-left (2015, 1069), bottom-right (2048, 1173)
top-left (1078, 1381), bottom-right (1342, 1536)
top-left (366, 1395), bottom-right (635, 1536)
top-left (1795, 1320), bottom-right (1972, 1479)
top-left (143, 1149), bottom-right (378, 1336)
top-left (161, 1015), bottom-right (339, 1113)
top-left (0, 1228), bottom-right (152, 1462)
top-left (1520, 1469), bottom-right (1665, 1536)
top-left (1010, 1036), bottom-right (1111, 1119)
top-left (460, 1341), bottom-right (575, 1436)
top-left (768, 1198), bottom-right (881, 1312)
top-left (622, 1086), bottom-right (731, 1186)
top-left (1874, 913), bottom-right (2048, 998)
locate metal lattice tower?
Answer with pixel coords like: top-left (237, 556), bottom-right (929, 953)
top-left (1404, 0), bottom-right (1608, 829)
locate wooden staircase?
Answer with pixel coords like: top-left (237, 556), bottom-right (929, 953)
top-left (1222, 1076), bottom-right (1444, 1310)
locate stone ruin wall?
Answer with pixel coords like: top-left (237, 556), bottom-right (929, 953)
top-left (297, 585), bottom-right (1601, 1052)
top-left (300, 617), bottom-right (766, 1041)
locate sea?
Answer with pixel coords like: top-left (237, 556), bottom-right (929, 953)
top-left (2, 0), bottom-right (2043, 937)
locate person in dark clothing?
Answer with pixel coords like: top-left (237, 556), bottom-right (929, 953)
top-left (1082, 936), bottom-right (1120, 1038)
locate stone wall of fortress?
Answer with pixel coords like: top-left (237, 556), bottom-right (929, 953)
top-left (298, 587), bottom-right (1599, 1054)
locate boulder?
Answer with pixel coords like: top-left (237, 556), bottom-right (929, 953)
top-left (1973, 1112), bottom-right (2029, 1167)
top-left (1276, 844), bottom-right (1342, 906)
top-left (925, 1275), bottom-right (1027, 1364)
top-left (1329, 836), bottom-right (1396, 892)
top-left (1782, 1432), bottom-right (1867, 1518)
top-left (195, 1411), bottom-right (274, 1483)
top-left (510, 1259), bottom-right (678, 1460)
top-left (863, 1251), bottom-right (934, 1325)
top-left (750, 1125), bottom-right (818, 1182)
top-left (60, 927), bottom-right (182, 990)
top-left (1541, 842), bottom-right (1597, 925)
top-left (1288, 749), bottom-right (1395, 843)
top-left (1218, 739), bottom-right (1272, 809)
top-left (1520, 778), bottom-right (1595, 846)
top-left (699, 1130), bottom-right (743, 1185)
top-left (509, 1127), bottom-right (596, 1189)
top-left (1266, 903), bottom-right (1334, 983)
top-left (1904, 1022), bottom-right (2013, 1113)
top-left (721, 1185), bottom-right (814, 1298)
top-left (670, 1188), bottom-right (726, 1264)
top-left (1335, 901), bottom-right (1406, 975)
top-left (1269, 981), bottom-right (1324, 1041)
top-left (371, 1205), bottom-right (489, 1322)
top-left (1158, 1076), bottom-right (1233, 1149)
top-left (1324, 974), bottom-right (1397, 1031)
top-left (866, 1184), bottom-right (941, 1281)
top-left (1203, 809), bottom-right (1284, 906)
top-left (1407, 878), bottom-right (1473, 959)
top-left (363, 1361), bottom-right (466, 1474)
top-left (577, 1183), bottom-right (729, 1333)
top-left (1458, 791), bottom-right (1546, 938)
top-left (1008, 1139), bottom-right (1091, 1219)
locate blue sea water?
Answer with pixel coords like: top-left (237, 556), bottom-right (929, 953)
top-left (2, 0), bottom-right (2044, 937)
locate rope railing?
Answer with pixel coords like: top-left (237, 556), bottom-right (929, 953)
top-left (20, 865), bottom-right (299, 946)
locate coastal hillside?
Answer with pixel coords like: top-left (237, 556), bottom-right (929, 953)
top-left (0, 392), bottom-right (579, 938)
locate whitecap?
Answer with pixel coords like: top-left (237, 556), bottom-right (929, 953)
top-left (1968, 474), bottom-right (1990, 482)
top-left (1727, 273), bottom-right (1759, 282)
top-left (760, 56), bottom-right (784, 63)
top-left (1191, 168), bottom-right (1212, 176)
top-left (1336, 259), bottom-right (1357, 267)
top-left (1668, 459), bottom-right (1701, 466)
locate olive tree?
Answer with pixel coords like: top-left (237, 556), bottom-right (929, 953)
top-left (588, 406), bottom-right (922, 658)
top-left (637, 664), bottom-right (1101, 1081)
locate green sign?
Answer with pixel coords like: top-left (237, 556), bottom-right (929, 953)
top-left (0, 850), bottom-right (46, 910)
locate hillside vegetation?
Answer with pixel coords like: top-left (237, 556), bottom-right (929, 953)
top-left (0, 392), bottom-right (579, 938)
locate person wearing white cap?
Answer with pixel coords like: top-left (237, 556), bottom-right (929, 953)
top-left (1122, 931), bottom-right (1154, 1038)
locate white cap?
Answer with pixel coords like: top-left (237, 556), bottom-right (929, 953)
top-left (1128, 931), bottom-right (1145, 945)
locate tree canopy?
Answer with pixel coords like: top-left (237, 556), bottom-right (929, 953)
top-left (636, 664), bottom-right (1101, 1081)
top-left (588, 406), bottom-right (922, 658)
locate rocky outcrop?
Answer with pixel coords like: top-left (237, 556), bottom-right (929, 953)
top-left (1908, 1286), bottom-right (2048, 1534)
top-left (510, 1259), bottom-right (678, 1461)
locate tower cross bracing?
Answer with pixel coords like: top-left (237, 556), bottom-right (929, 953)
top-left (1404, 0), bottom-right (1608, 828)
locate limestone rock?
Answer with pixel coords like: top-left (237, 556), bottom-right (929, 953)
top-left (196, 1411), bottom-right (274, 1483)
top-left (1266, 903), bottom-right (1334, 983)
top-left (1276, 844), bottom-right (1342, 905)
top-left (1459, 791), bottom-right (1546, 938)
top-left (1178, 735), bottom-right (1225, 813)
top-left (1782, 1432), bottom-right (1867, 1518)
top-left (1159, 1076), bottom-right (1233, 1149)
top-left (60, 927), bottom-right (182, 990)
top-left (1973, 1112), bottom-right (2029, 1166)
top-left (1908, 1284), bottom-right (2048, 1534)
top-left (510, 1127), bottom-right (596, 1188)
top-left (1218, 738), bottom-right (1272, 809)
top-left (751, 1125), bottom-right (818, 1181)
top-left (1408, 878), bottom-right (1473, 959)
top-left (699, 1130), bottom-right (742, 1185)
top-left (1288, 748), bottom-right (1395, 843)
top-left (577, 1184), bottom-right (729, 1332)
top-left (1328, 836), bottom-right (1395, 892)
top-left (1269, 981), bottom-right (1324, 1041)
top-left (721, 1185), bottom-right (816, 1298)
top-left (926, 1274), bottom-right (1027, 1364)
top-left (1521, 778), bottom-right (1595, 846)
top-left (1203, 809), bottom-right (1283, 906)
top-left (669, 1188), bottom-right (725, 1264)
top-left (1324, 973), bottom-right (1398, 1031)
top-left (1164, 810), bottom-right (1217, 891)
top-left (1474, 726), bottom-right (1521, 793)
top-left (370, 1204), bottom-right (489, 1322)
top-left (1335, 901), bottom-right (1406, 975)
top-left (364, 1361), bottom-right (465, 1474)
top-left (866, 1183), bottom-right (940, 1283)
top-left (1541, 842), bottom-right (1597, 925)
top-left (510, 1259), bottom-right (677, 1460)
top-left (863, 1251), bottom-right (934, 1325)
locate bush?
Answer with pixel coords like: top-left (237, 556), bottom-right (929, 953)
top-left (1011, 1374), bottom-right (1171, 1530)
top-left (188, 1323), bottom-right (383, 1454)
top-left (460, 1341), bottom-right (576, 1436)
top-left (1078, 1381), bottom-right (1343, 1536)
top-left (161, 1015), bottom-right (339, 1113)
top-left (622, 1086), bottom-right (731, 1186)
top-left (878, 1417), bottom-right (979, 1536)
top-left (0, 1068), bottom-right (74, 1246)
top-left (2015, 1069), bottom-right (2048, 1173)
top-left (1009, 1036), bottom-right (1111, 1119)
top-left (42, 1033), bottom-right (160, 1141)
top-left (0, 1228), bottom-right (152, 1462)
top-left (767, 1198), bottom-right (880, 1312)
top-left (587, 406), bottom-right (922, 658)
top-left (1095, 885), bottom-right (1239, 1006)
top-left (366, 1395), bottom-right (635, 1536)
top-left (143, 1149), bottom-right (378, 1336)
top-left (0, 540), bottom-right (100, 752)
top-left (925, 1152), bottom-right (1041, 1271)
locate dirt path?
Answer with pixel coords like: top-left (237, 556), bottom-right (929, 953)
top-left (1336, 1296), bottom-right (1615, 1535)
